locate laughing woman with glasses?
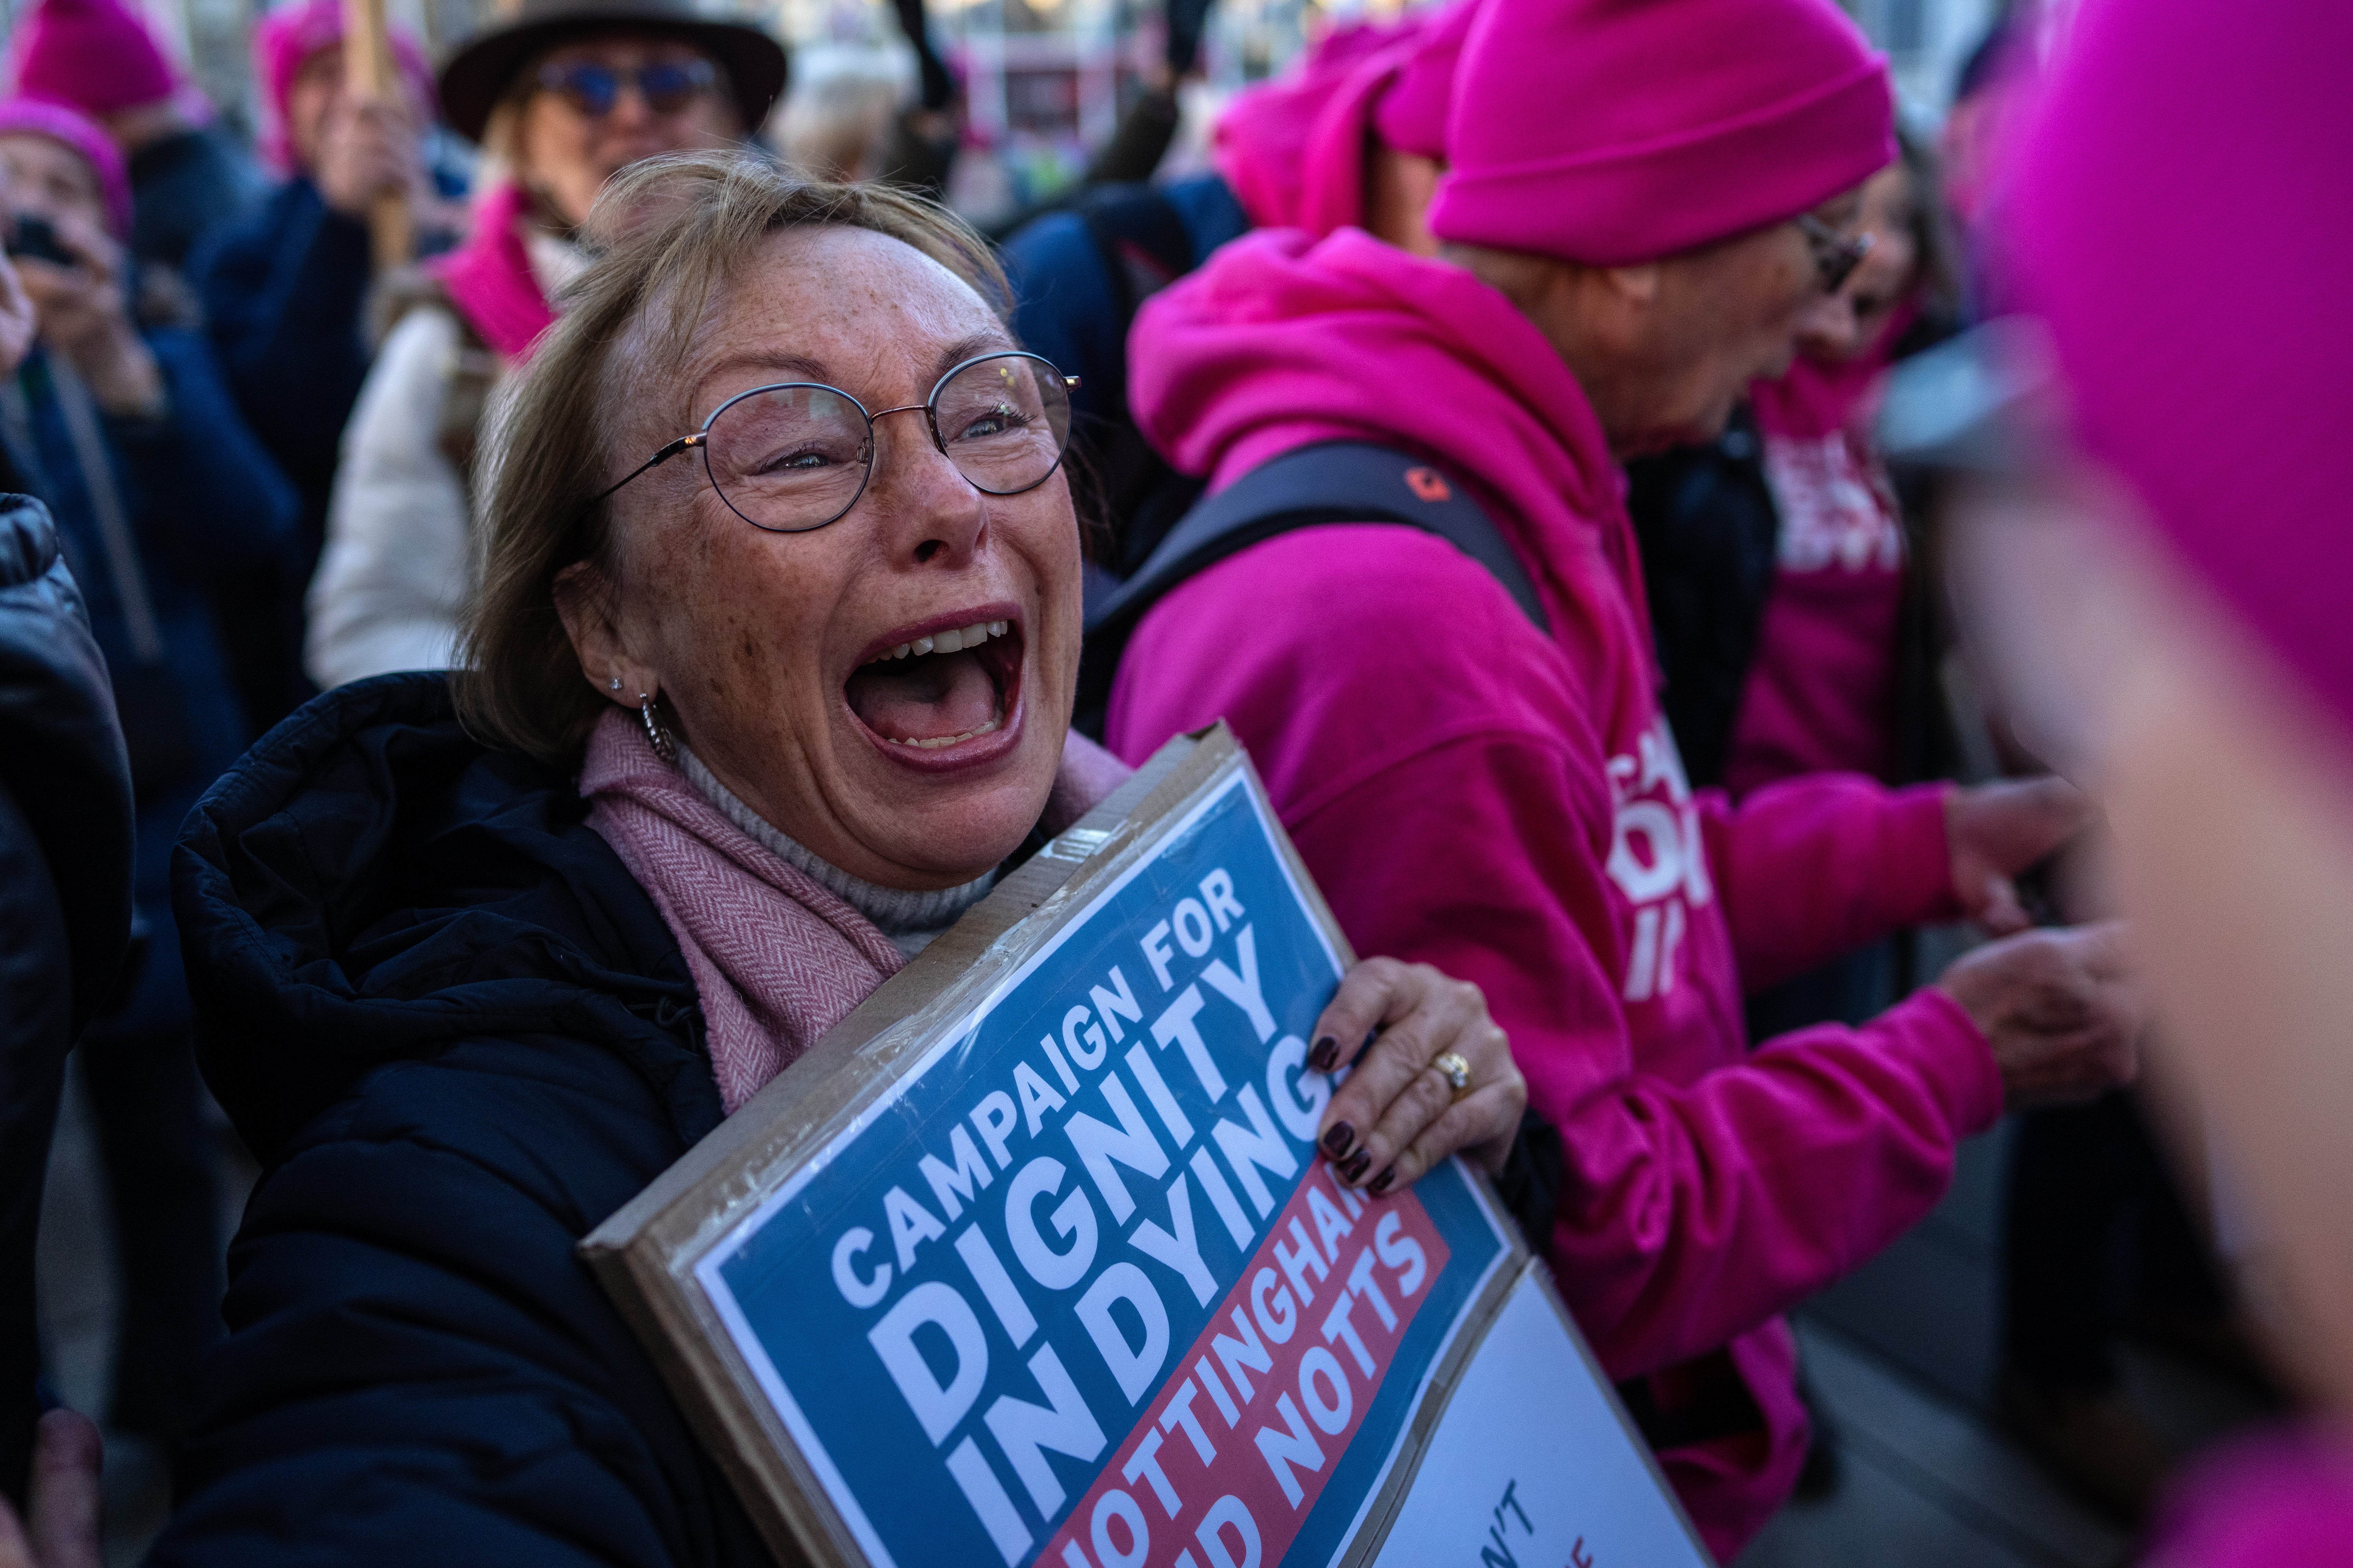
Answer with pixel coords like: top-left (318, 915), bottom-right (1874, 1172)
top-left (303, 0), bottom-right (786, 692)
top-left (155, 155), bottom-right (1527, 1565)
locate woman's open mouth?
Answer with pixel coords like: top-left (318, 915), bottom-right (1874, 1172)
top-left (844, 615), bottom-right (1024, 759)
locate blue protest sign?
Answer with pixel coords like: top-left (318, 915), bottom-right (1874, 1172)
top-left (586, 730), bottom-right (1709, 1568)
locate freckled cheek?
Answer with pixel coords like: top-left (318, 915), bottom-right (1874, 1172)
top-left (695, 614), bottom-right (819, 739)
top-left (661, 534), bottom-right (830, 712)
top-left (1005, 501), bottom-right (1084, 675)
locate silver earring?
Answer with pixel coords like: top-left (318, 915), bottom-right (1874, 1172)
top-left (638, 693), bottom-right (676, 764)
top-left (608, 676), bottom-right (622, 691)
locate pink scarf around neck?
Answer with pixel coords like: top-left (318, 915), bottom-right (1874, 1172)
top-left (425, 180), bottom-right (560, 361)
top-left (580, 706), bottom-right (1133, 1114)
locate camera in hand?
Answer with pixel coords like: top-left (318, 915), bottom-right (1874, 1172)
top-left (5, 213), bottom-right (74, 267)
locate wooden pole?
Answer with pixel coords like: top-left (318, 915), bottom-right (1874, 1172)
top-left (342, 0), bottom-right (414, 272)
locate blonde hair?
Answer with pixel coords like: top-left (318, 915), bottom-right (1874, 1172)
top-left (452, 151), bottom-right (1010, 766)
top-left (773, 43), bottom-right (911, 182)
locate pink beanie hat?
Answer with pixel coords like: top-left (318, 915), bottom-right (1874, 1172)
top-left (8, 0), bottom-right (177, 118)
top-left (1369, 0), bottom-right (1478, 160)
top-left (1213, 14), bottom-right (1420, 231)
top-left (2007, 0), bottom-right (2353, 736)
top-left (0, 96), bottom-right (132, 235)
top-left (252, 0), bottom-right (436, 175)
top-left (1429, 0), bottom-right (1893, 265)
top-left (1288, 0), bottom-right (1480, 234)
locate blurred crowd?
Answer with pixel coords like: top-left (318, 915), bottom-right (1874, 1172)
top-left (0, 0), bottom-right (2345, 1564)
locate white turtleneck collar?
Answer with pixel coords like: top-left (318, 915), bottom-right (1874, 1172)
top-left (678, 747), bottom-right (994, 960)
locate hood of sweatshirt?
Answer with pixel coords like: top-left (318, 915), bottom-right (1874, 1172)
top-left (1127, 226), bottom-right (1654, 683)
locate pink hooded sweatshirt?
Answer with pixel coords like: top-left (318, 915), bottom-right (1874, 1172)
top-left (1725, 312), bottom-right (1917, 796)
top-left (1105, 228), bottom-right (2001, 1558)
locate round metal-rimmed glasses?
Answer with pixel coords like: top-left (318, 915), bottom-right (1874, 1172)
top-left (588, 350), bottom-right (1079, 535)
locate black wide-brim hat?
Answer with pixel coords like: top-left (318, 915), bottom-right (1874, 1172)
top-left (438, 0), bottom-right (789, 145)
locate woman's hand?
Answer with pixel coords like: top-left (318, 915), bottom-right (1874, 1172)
top-left (0, 1410), bottom-right (102, 1568)
top-left (1936, 921), bottom-right (2143, 1110)
top-left (1308, 957), bottom-right (1526, 1194)
top-left (14, 211), bottom-right (161, 417)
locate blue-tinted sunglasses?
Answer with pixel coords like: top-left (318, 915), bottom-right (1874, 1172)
top-left (534, 58), bottom-right (717, 119)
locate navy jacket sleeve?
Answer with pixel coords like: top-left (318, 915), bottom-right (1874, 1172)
top-left (148, 1035), bottom-right (766, 1568)
top-left (194, 180), bottom-right (373, 505)
top-left (111, 329), bottom-right (301, 586)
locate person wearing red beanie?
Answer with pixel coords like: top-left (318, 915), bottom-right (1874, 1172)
top-left (1098, 0), bottom-right (2142, 1554)
top-left (6, 0), bottom-right (261, 267)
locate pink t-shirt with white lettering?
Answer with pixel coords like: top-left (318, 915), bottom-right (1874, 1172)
top-left (1723, 341), bottom-right (1910, 798)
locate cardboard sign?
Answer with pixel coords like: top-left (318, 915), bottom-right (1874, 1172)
top-left (584, 727), bottom-right (1710, 1568)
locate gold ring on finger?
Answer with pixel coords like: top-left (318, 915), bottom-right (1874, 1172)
top-left (1432, 1050), bottom-right (1472, 1103)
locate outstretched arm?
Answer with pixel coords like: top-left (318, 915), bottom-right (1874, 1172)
top-left (1289, 735), bottom-right (2006, 1379)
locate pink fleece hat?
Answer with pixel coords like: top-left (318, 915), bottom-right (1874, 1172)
top-left (1213, 14), bottom-right (1419, 231)
top-left (7, 0), bottom-right (177, 118)
top-left (1429, 0), bottom-right (1893, 265)
top-left (1369, 0), bottom-right (1477, 160)
top-left (252, 0), bottom-right (437, 175)
top-left (0, 96), bottom-right (132, 236)
top-left (2008, 0), bottom-right (2353, 738)
top-left (1289, 32), bottom-right (1412, 235)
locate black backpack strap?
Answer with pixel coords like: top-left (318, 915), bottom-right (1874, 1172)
top-left (1074, 441), bottom-right (1549, 737)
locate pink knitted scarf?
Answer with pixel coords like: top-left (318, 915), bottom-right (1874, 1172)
top-left (579, 706), bottom-right (1131, 1114)
top-left (425, 181), bottom-right (560, 362)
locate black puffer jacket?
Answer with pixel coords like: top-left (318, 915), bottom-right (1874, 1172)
top-left (159, 674), bottom-right (766, 1566)
top-left (0, 495), bottom-right (133, 1507)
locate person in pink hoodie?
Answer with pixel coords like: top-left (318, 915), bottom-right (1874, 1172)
top-left (1623, 135), bottom-right (1962, 811)
top-left (1916, 0), bottom-right (2353, 1560)
top-left (1102, 0), bottom-right (2143, 1554)
top-left (1722, 142), bottom-right (1956, 800)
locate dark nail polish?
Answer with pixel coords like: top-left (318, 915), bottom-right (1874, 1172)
top-left (1309, 1035), bottom-right (1339, 1071)
top-left (1370, 1166), bottom-right (1396, 1195)
top-left (1320, 1122), bottom-right (1354, 1158)
top-left (1343, 1150), bottom-right (1373, 1183)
